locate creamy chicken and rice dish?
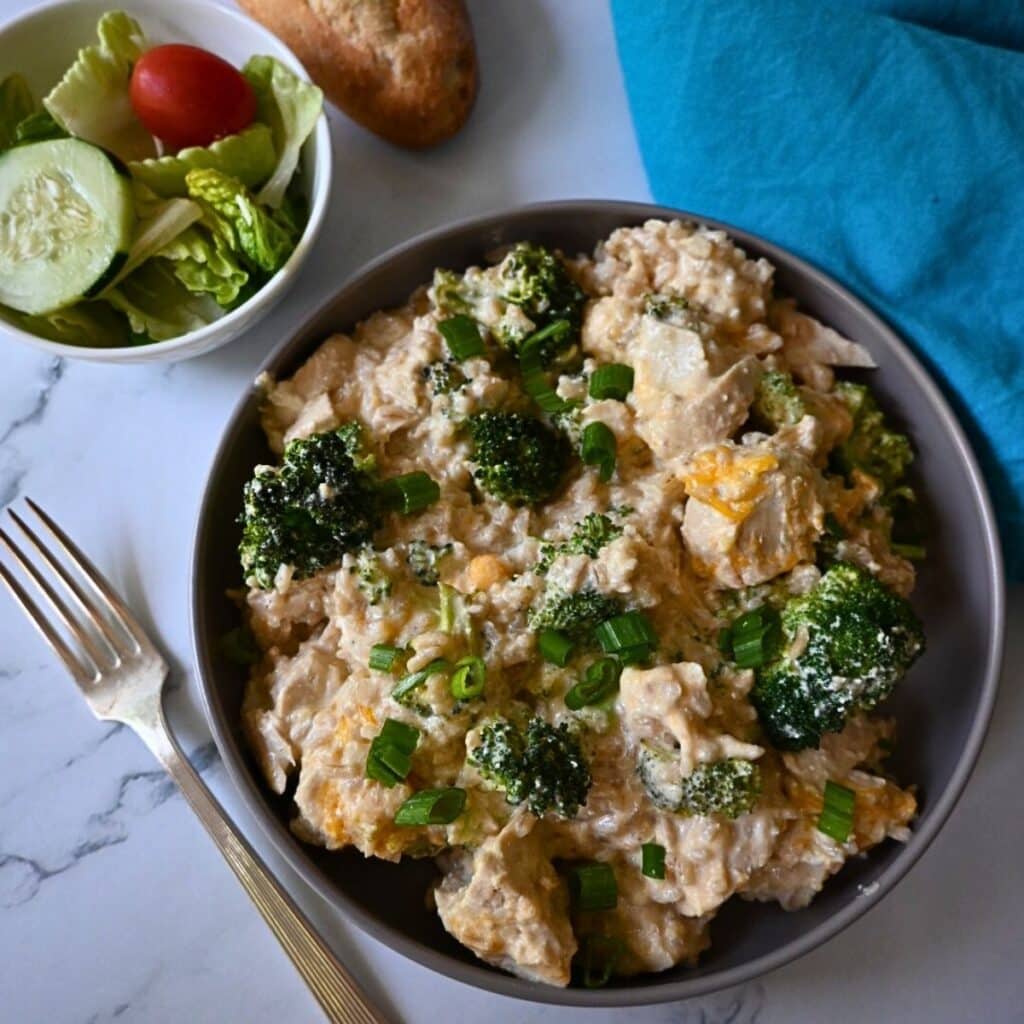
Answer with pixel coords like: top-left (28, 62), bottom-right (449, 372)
top-left (234, 220), bottom-right (926, 987)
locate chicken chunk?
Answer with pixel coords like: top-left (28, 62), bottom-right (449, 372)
top-left (619, 661), bottom-right (763, 776)
top-left (435, 815), bottom-right (576, 986)
top-left (681, 440), bottom-right (825, 587)
top-left (241, 638), bottom-right (345, 793)
top-left (631, 314), bottom-right (762, 461)
top-left (772, 300), bottom-right (876, 391)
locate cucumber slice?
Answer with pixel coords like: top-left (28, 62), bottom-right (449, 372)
top-left (0, 139), bottom-right (134, 315)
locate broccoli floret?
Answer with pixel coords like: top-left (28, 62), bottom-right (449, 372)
top-left (563, 512), bottom-right (624, 556)
top-left (528, 585), bottom-right (622, 638)
top-left (550, 402), bottom-right (584, 446)
top-left (885, 485), bottom-right (927, 560)
top-left (497, 242), bottom-right (586, 347)
top-left (750, 561), bottom-right (925, 750)
top-left (407, 540), bottom-right (452, 586)
top-left (468, 411), bottom-right (569, 505)
top-left (332, 422), bottom-right (375, 470)
top-left (828, 383), bottom-right (921, 557)
top-left (814, 512), bottom-right (847, 566)
top-left (638, 747), bottom-right (761, 817)
top-left (644, 293), bottom-right (691, 324)
top-left (536, 512), bottom-right (624, 574)
top-left (351, 545), bottom-right (391, 605)
top-left (432, 266), bottom-right (531, 351)
top-left (422, 359), bottom-right (466, 397)
top-left (239, 426), bottom-right (378, 589)
top-left (832, 382), bottom-right (913, 491)
top-left (679, 759), bottom-right (762, 816)
top-left (470, 717), bottom-right (592, 818)
top-left (751, 370), bottom-right (806, 430)
top-left (431, 268), bottom-right (473, 316)
top-left (471, 720), bottom-right (523, 789)
top-left (431, 244), bottom-right (586, 363)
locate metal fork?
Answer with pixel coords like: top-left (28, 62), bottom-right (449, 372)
top-left (0, 498), bottom-right (389, 1024)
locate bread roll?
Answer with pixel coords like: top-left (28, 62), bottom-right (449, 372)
top-left (237, 0), bottom-right (478, 148)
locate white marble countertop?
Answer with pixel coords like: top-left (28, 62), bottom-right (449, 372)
top-left (0, 1), bottom-right (1020, 1021)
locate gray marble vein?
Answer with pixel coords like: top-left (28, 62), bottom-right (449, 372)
top-left (0, 742), bottom-right (216, 909)
top-left (0, 356), bottom-right (66, 505)
top-left (60, 722), bottom-right (126, 771)
top-left (0, 463), bottom-right (28, 510)
top-left (0, 357), bottom-right (65, 447)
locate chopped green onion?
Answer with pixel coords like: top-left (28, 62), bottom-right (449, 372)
top-left (438, 582), bottom-right (469, 635)
top-left (392, 658), bottom-right (450, 705)
top-left (375, 743), bottom-right (412, 781)
top-left (565, 657), bottom-right (621, 709)
top-left (724, 606), bottom-right (780, 669)
top-left (438, 583), bottom-right (456, 633)
top-left (522, 368), bottom-right (570, 414)
top-left (641, 842), bottom-right (666, 879)
top-left (574, 934), bottom-right (625, 989)
top-left (450, 655), bottom-right (486, 699)
top-left (366, 718), bottom-right (420, 786)
top-left (817, 780), bottom-right (856, 843)
top-left (891, 542), bottom-right (926, 561)
top-left (587, 657), bottom-right (623, 686)
top-left (581, 421), bottom-right (617, 482)
top-left (538, 628), bottom-right (574, 666)
top-left (378, 718), bottom-right (420, 750)
top-left (594, 611), bottom-right (657, 656)
top-left (617, 644), bottom-right (652, 666)
top-left (570, 862), bottom-right (618, 912)
top-left (379, 472), bottom-right (440, 514)
top-left (589, 364), bottom-right (634, 401)
top-left (716, 626), bottom-right (732, 655)
top-left (438, 314), bottom-right (485, 360)
top-left (369, 643), bottom-right (404, 672)
top-left (394, 787), bottom-right (467, 826)
top-left (518, 318), bottom-right (572, 371)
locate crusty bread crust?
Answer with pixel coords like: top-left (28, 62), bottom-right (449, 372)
top-left (238, 0), bottom-right (478, 148)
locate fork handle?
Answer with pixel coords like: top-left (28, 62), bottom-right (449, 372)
top-left (134, 711), bottom-right (390, 1024)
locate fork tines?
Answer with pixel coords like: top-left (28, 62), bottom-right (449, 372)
top-left (0, 498), bottom-right (142, 686)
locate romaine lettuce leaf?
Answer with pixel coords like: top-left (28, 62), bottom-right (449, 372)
top-left (106, 260), bottom-right (223, 341)
top-left (274, 175), bottom-right (309, 237)
top-left (185, 168), bottom-right (295, 273)
top-left (158, 225), bottom-right (249, 306)
top-left (0, 300), bottom-right (130, 347)
top-left (14, 110), bottom-right (68, 145)
top-left (130, 179), bottom-right (169, 217)
top-left (0, 74), bottom-right (35, 151)
top-left (43, 12), bottom-right (155, 163)
top-left (128, 124), bottom-right (277, 197)
top-left (103, 192), bottom-right (203, 291)
top-left (242, 56), bottom-right (321, 209)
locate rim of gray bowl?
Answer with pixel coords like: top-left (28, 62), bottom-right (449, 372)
top-left (190, 199), bottom-right (1005, 1007)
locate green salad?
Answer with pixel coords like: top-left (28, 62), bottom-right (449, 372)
top-left (0, 11), bottom-right (323, 347)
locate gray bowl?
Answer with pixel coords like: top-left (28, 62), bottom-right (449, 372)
top-left (191, 201), bottom-right (1005, 1006)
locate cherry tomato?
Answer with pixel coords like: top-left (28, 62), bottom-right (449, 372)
top-left (129, 44), bottom-right (256, 151)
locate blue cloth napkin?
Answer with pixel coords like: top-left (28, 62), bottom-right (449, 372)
top-left (611, 0), bottom-right (1024, 576)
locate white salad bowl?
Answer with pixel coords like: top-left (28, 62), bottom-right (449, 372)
top-left (0, 0), bottom-right (332, 363)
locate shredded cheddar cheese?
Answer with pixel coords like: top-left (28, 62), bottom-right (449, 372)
top-left (682, 447), bottom-right (779, 521)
